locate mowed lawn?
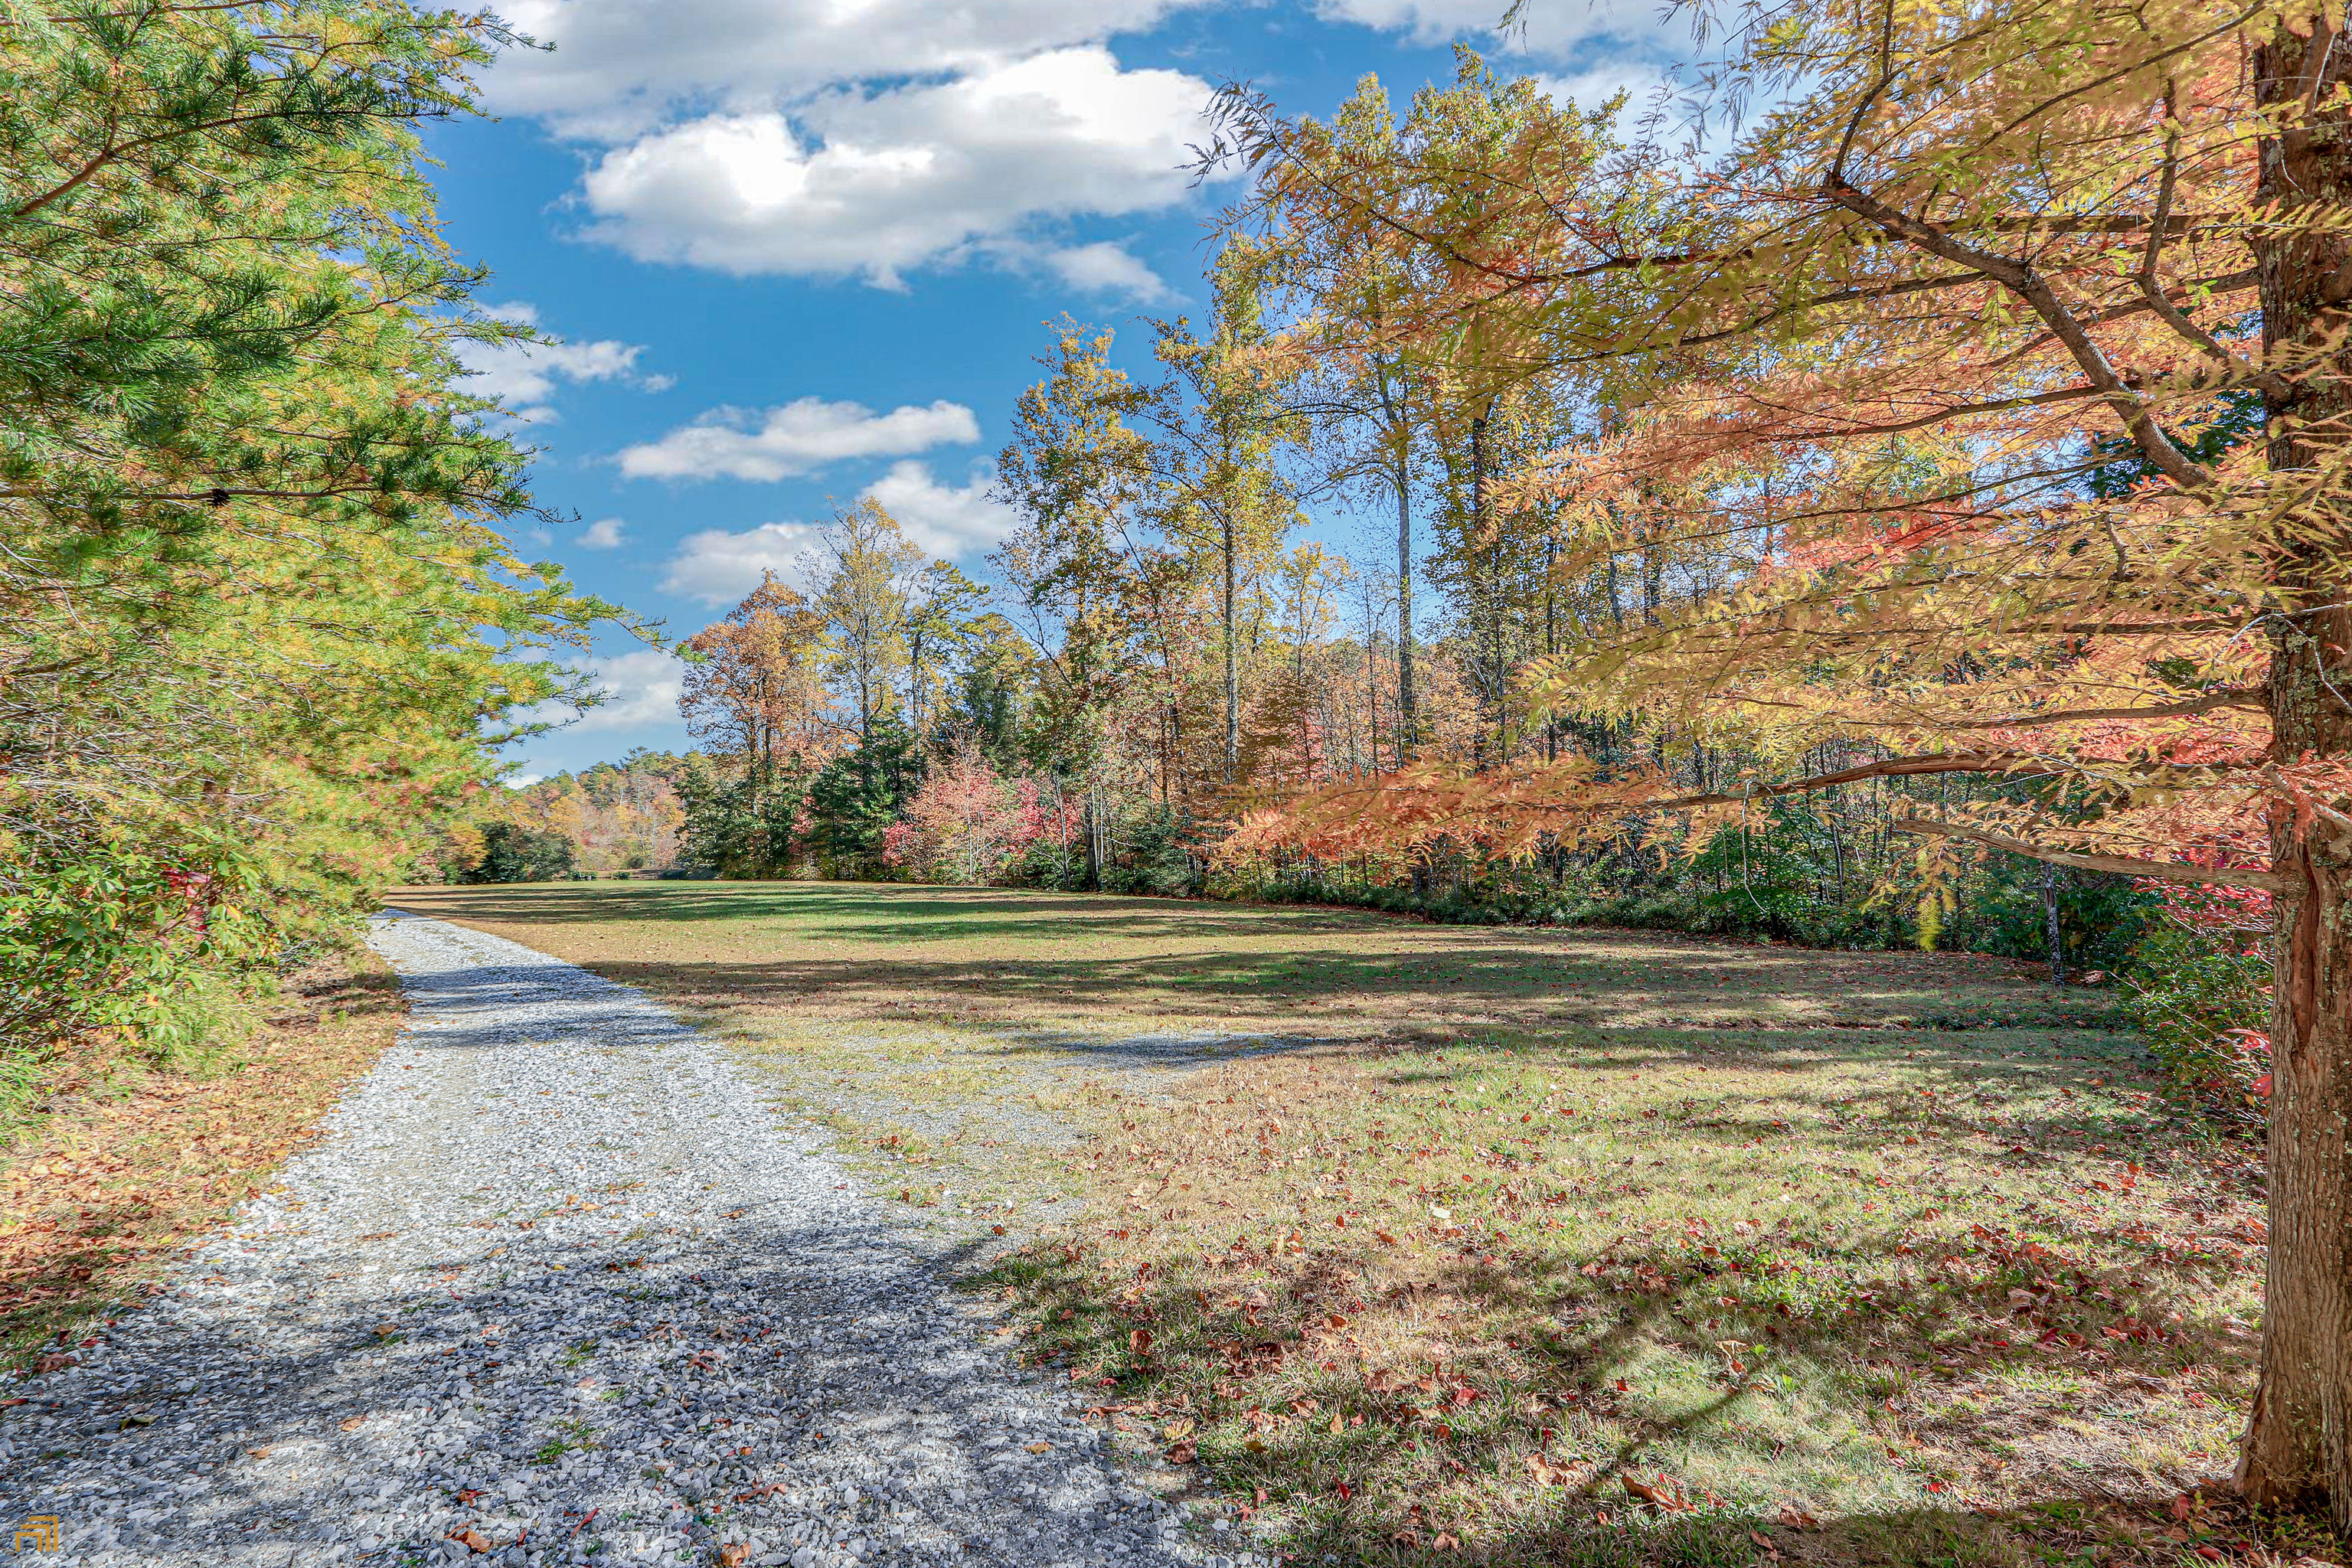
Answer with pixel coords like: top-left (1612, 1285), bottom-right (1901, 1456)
top-left (396, 881), bottom-right (2292, 1568)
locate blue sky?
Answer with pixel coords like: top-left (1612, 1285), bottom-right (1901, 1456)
top-left (437, 0), bottom-right (1684, 782)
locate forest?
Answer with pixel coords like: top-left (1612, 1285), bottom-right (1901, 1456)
top-left (7, 0), bottom-right (2352, 1534)
top-left (445, 51), bottom-right (2282, 1104)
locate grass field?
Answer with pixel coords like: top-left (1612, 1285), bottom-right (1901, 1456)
top-left (394, 881), bottom-right (2306, 1568)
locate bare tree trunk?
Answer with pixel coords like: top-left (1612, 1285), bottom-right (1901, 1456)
top-left (1223, 508), bottom-right (1239, 783)
top-left (2237, 9), bottom-right (2352, 1527)
top-left (1395, 456), bottom-right (1416, 758)
top-left (2041, 861), bottom-right (2064, 986)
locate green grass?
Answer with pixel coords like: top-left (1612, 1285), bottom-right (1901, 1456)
top-left (397, 880), bottom-right (2309, 1567)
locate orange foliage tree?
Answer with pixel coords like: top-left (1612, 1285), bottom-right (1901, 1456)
top-left (1210, 0), bottom-right (2352, 1517)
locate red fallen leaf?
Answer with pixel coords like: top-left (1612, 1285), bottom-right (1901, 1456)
top-left (2252, 1074), bottom-right (2273, 1097)
top-left (448, 1526), bottom-right (492, 1553)
top-left (1335, 1481), bottom-right (1351, 1500)
top-left (1129, 1329), bottom-right (1152, 1354)
top-left (1613, 1378), bottom-right (1629, 1392)
top-left (2196, 1548), bottom-right (2223, 1562)
top-left (991, 1225), bottom-right (1007, 1236)
top-left (1776, 1506), bottom-right (1819, 1528)
top-left (1165, 1439), bottom-right (1197, 1463)
top-left (1432, 1531), bottom-right (1461, 1550)
top-left (1374, 1230), bottom-right (1399, 1245)
top-left (2171, 1496), bottom-right (2193, 1522)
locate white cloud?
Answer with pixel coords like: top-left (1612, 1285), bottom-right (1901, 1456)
top-left (574, 48), bottom-right (1228, 285)
top-left (861, 461), bottom-right (1019, 558)
top-left (577, 517), bottom-right (629, 549)
top-left (661, 522), bottom-right (828, 606)
top-left (459, 302), bottom-right (666, 425)
top-left (1538, 62), bottom-right (1671, 113)
top-left (1315, 0), bottom-right (1675, 56)
top-left (1044, 240), bottom-right (1178, 303)
top-left (659, 462), bottom-right (1016, 606)
top-left (536, 649), bottom-right (691, 732)
top-left (488, 0), bottom-right (1206, 137)
top-left (618, 397), bottom-right (980, 483)
top-left (502, 772), bottom-right (546, 789)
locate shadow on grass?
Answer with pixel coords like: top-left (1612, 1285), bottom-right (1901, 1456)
top-left (397, 882), bottom-right (1317, 946)
top-left (978, 1230), bottom-right (2265, 1568)
top-left (392, 885), bottom-right (2117, 1029)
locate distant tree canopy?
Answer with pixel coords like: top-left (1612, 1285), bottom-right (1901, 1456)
top-left (462, 825), bottom-right (578, 885)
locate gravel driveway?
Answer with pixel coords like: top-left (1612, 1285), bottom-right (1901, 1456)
top-left (0, 913), bottom-right (1216, 1568)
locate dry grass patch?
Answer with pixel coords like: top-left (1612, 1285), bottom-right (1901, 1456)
top-left (0, 952), bottom-right (403, 1373)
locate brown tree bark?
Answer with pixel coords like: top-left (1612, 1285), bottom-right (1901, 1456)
top-left (2237, 5), bottom-right (2352, 1527)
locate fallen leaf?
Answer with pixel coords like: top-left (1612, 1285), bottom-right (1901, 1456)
top-left (1165, 1439), bottom-right (1197, 1463)
top-left (246, 1446), bottom-right (273, 1459)
top-left (449, 1526), bottom-right (492, 1553)
top-left (717, 1547), bottom-right (750, 1567)
top-left (1027, 1442), bottom-right (1051, 1453)
top-left (339, 1415), bottom-right (366, 1432)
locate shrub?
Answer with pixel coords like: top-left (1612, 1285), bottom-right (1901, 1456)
top-left (2119, 894), bottom-right (2271, 1098)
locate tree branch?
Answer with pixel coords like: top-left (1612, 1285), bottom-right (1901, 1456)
top-left (1892, 815), bottom-right (2283, 890)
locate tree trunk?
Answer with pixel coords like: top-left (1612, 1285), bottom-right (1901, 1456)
top-left (2041, 861), bottom-right (2064, 986)
top-left (1395, 454), bottom-right (1416, 758)
top-left (1083, 788), bottom-right (1102, 892)
top-left (1223, 509), bottom-right (1239, 783)
top-left (2238, 7), bottom-right (2352, 1527)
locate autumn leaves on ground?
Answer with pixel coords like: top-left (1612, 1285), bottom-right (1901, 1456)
top-left (0, 956), bottom-right (404, 1370)
top-left (384, 880), bottom-right (2304, 1568)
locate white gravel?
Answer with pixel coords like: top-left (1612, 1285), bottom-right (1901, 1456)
top-left (0, 913), bottom-right (1246, 1568)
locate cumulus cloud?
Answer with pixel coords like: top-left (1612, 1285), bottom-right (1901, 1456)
top-left (575, 49), bottom-right (1227, 284)
top-left (524, 649), bottom-right (689, 732)
top-left (487, 0), bottom-right (1207, 136)
top-left (1315, 0), bottom-right (1675, 56)
top-left (618, 397), bottom-right (980, 483)
top-left (576, 517), bottom-right (629, 549)
top-left (660, 522), bottom-right (828, 607)
top-left (658, 461), bottom-right (1014, 607)
top-left (860, 461), bottom-right (1019, 558)
top-left (458, 302), bottom-right (667, 425)
top-left (1043, 241), bottom-right (1178, 303)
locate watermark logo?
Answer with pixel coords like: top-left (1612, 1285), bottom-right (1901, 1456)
top-left (11, 1517), bottom-right (60, 1553)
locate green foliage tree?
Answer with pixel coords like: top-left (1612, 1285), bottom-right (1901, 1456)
top-left (0, 2), bottom-right (620, 1067)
